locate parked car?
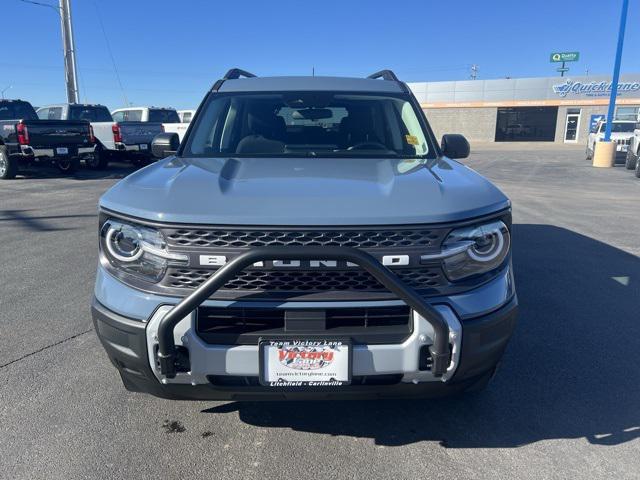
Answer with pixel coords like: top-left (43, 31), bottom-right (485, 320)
top-left (178, 109), bottom-right (195, 123)
top-left (586, 119), bottom-right (635, 162)
top-left (625, 121), bottom-right (640, 174)
top-left (112, 106), bottom-right (190, 143)
top-left (38, 103), bottom-right (163, 168)
top-left (92, 68), bottom-right (518, 400)
top-left (0, 99), bottom-right (93, 179)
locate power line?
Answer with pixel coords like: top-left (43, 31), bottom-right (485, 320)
top-left (92, 0), bottom-right (128, 106)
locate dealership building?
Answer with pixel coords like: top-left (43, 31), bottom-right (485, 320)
top-left (409, 74), bottom-right (640, 144)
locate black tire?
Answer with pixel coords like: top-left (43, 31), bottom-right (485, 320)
top-left (56, 157), bottom-right (80, 174)
top-left (586, 145), bottom-right (593, 160)
top-left (85, 146), bottom-right (109, 170)
top-left (635, 156), bottom-right (640, 178)
top-left (625, 149), bottom-right (637, 170)
top-left (0, 147), bottom-right (18, 179)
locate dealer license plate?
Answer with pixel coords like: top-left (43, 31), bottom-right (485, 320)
top-left (56, 147), bottom-right (68, 155)
top-left (260, 339), bottom-right (351, 387)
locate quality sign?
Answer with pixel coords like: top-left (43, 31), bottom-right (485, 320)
top-left (550, 52), bottom-right (580, 63)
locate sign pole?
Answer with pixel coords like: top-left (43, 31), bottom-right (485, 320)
top-left (603, 0), bottom-right (629, 142)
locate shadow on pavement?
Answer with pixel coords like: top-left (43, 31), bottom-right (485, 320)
top-left (202, 224), bottom-right (640, 448)
top-left (12, 161), bottom-right (138, 181)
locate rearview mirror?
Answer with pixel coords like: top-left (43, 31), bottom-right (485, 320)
top-left (152, 132), bottom-right (180, 158)
top-left (441, 134), bottom-right (470, 159)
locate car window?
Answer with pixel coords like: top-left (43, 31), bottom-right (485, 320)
top-left (37, 108), bottom-right (49, 120)
top-left (112, 111), bottom-right (125, 122)
top-left (126, 110), bottom-right (143, 122)
top-left (182, 112), bottom-right (192, 123)
top-left (0, 101), bottom-right (38, 120)
top-left (184, 92), bottom-right (434, 159)
top-left (69, 106), bottom-right (113, 122)
top-left (48, 107), bottom-right (63, 120)
top-left (610, 123), bottom-right (635, 133)
top-left (149, 109), bottom-right (180, 123)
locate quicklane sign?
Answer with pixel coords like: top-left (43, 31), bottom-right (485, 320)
top-left (550, 52), bottom-right (580, 63)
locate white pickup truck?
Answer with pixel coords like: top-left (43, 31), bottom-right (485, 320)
top-left (112, 106), bottom-right (190, 143)
top-left (38, 104), bottom-right (163, 168)
top-left (625, 122), bottom-right (640, 176)
top-left (586, 119), bottom-right (636, 164)
top-left (178, 109), bottom-right (195, 124)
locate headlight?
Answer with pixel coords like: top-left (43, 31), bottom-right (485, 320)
top-left (100, 219), bottom-right (187, 283)
top-left (422, 220), bottom-right (510, 281)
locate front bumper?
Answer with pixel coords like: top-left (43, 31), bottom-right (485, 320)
top-left (92, 292), bottom-right (517, 400)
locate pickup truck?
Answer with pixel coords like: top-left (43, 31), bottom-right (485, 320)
top-left (586, 119), bottom-right (636, 163)
top-left (112, 106), bottom-right (189, 143)
top-left (93, 69), bottom-right (517, 400)
top-left (38, 103), bottom-right (164, 168)
top-left (625, 122), bottom-right (640, 176)
top-left (0, 99), bottom-right (93, 179)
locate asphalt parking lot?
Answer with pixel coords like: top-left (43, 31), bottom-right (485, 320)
top-left (1, 147), bottom-right (639, 479)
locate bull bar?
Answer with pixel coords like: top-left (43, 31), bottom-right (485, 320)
top-left (156, 246), bottom-right (452, 379)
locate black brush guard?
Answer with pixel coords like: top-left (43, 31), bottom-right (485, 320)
top-left (156, 246), bottom-right (451, 379)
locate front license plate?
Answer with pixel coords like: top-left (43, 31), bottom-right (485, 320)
top-left (139, 144), bottom-right (148, 150)
top-left (260, 339), bottom-right (351, 387)
top-left (56, 147), bottom-right (68, 155)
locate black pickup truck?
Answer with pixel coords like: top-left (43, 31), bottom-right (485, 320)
top-left (0, 99), bottom-right (94, 179)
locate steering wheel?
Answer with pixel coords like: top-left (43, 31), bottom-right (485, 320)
top-left (347, 142), bottom-right (388, 151)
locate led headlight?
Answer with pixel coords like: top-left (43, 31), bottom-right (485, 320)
top-left (100, 219), bottom-right (187, 283)
top-left (422, 220), bottom-right (510, 281)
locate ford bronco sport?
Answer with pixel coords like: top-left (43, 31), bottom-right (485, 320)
top-left (92, 69), bottom-right (518, 400)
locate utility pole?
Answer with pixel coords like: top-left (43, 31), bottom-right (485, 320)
top-left (59, 0), bottom-right (79, 104)
top-left (470, 64), bottom-right (478, 80)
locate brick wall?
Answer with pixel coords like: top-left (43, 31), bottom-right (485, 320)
top-left (424, 107), bottom-right (497, 143)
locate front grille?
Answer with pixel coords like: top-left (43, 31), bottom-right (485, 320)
top-left (196, 305), bottom-right (412, 345)
top-left (164, 227), bottom-right (447, 249)
top-left (164, 267), bottom-right (447, 292)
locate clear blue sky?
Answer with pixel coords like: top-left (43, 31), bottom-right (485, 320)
top-left (1, 0), bottom-right (638, 109)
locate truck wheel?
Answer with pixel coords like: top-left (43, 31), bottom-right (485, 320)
top-left (86, 147), bottom-right (109, 170)
top-left (635, 156), bottom-right (640, 178)
top-left (625, 149), bottom-right (637, 170)
top-left (0, 147), bottom-right (18, 179)
top-left (56, 157), bottom-right (80, 174)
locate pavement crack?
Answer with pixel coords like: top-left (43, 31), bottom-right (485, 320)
top-left (0, 328), bottom-right (93, 370)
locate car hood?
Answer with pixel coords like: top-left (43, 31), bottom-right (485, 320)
top-left (596, 132), bottom-right (634, 139)
top-left (100, 156), bottom-right (510, 226)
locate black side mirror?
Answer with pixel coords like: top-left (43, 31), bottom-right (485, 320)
top-left (151, 132), bottom-right (180, 158)
top-left (441, 134), bottom-right (470, 159)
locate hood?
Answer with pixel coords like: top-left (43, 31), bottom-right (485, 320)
top-left (596, 132), bottom-right (634, 139)
top-left (100, 156), bottom-right (510, 226)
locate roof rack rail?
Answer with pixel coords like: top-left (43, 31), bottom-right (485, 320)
top-left (223, 68), bottom-right (257, 80)
top-left (367, 70), bottom-right (400, 82)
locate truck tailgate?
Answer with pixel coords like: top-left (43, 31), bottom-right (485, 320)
top-left (24, 120), bottom-right (92, 147)
top-left (118, 122), bottom-right (163, 145)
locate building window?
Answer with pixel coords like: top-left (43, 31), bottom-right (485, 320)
top-left (495, 107), bottom-right (559, 142)
top-left (614, 106), bottom-right (639, 121)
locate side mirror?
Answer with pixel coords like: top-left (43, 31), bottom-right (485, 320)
top-left (441, 134), bottom-right (470, 159)
top-left (151, 132), bottom-right (180, 158)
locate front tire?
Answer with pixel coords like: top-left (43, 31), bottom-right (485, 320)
top-left (0, 147), bottom-right (18, 179)
top-left (56, 157), bottom-right (80, 174)
top-left (635, 156), bottom-right (640, 178)
top-left (625, 149), bottom-right (638, 170)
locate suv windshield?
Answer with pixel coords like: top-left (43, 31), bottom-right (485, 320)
top-left (183, 92), bottom-right (434, 158)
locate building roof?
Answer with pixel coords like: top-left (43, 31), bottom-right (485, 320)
top-left (217, 76), bottom-right (405, 93)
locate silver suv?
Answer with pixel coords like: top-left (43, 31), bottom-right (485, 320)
top-left (92, 69), bottom-right (517, 400)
